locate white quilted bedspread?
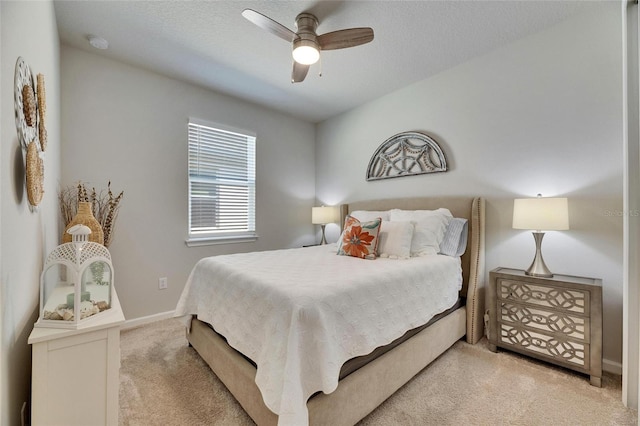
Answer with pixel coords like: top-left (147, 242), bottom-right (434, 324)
top-left (175, 243), bottom-right (462, 426)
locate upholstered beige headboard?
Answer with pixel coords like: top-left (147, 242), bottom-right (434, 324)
top-left (339, 197), bottom-right (486, 344)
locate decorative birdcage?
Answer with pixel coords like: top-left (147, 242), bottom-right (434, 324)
top-left (36, 224), bottom-right (113, 329)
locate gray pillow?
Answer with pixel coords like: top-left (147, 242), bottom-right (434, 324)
top-left (439, 218), bottom-right (468, 257)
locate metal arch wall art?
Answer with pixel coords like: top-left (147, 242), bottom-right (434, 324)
top-left (366, 131), bottom-right (447, 181)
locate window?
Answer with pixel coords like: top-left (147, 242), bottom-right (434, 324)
top-left (187, 118), bottom-right (256, 245)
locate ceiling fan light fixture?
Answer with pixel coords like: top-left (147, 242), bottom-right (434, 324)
top-left (292, 40), bottom-right (320, 65)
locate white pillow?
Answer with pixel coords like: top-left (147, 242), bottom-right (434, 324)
top-left (377, 221), bottom-right (414, 259)
top-left (390, 208), bottom-right (452, 256)
top-left (389, 208), bottom-right (452, 222)
top-left (350, 210), bottom-right (390, 222)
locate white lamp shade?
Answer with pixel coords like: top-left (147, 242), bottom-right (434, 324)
top-left (312, 206), bottom-right (339, 225)
top-left (513, 197), bottom-right (569, 231)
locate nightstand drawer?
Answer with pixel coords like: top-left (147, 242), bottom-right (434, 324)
top-left (498, 323), bottom-right (590, 370)
top-left (498, 279), bottom-right (589, 315)
top-left (499, 302), bottom-right (588, 341)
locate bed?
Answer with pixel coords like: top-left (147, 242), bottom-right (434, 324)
top-left (175, 196), bottom-right (485, 425)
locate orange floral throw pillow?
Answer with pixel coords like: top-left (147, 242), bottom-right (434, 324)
top-left (337, 215), bottom-right (382, 260)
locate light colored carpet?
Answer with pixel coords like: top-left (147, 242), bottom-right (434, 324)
top-left (119, 318), bottom-right (637, 425)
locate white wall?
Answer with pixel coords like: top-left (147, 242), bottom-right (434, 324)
top-left (60, 46), bottom-right (316, 320)
top-left (622, 0), bottom-right (640, 408)
top-left (316, 4), bottom-right (624, 367)
top-left (1, 1), bottom-right (61, 424)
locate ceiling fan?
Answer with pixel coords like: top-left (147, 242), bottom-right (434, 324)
top-left (242, 9), bottom-right (374, 83)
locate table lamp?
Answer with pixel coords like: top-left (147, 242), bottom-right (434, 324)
top-left (512, 194), bottom-right (569, 277)
top-left (312, 206), bottom-right (339, 245)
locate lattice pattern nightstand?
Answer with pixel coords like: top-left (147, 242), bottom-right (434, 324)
top-left (488, 267), bottom-right (602, 387)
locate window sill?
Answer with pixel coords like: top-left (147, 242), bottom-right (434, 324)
top-left (185, 234), bottom-right (258, 247)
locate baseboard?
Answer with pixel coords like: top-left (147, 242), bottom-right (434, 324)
top-left (121, 310), bottom-right (175, 330)
top-left (603, 358), bottom-right (622, 375)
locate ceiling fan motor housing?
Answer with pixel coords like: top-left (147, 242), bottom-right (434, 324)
top-left (294, 13), bottom-right (320, 52)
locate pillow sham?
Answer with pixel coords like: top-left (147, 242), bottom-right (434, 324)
top-left (439, 218), bottom-right (469, 257)
top-left (377, 221), bottom-right (414, 259)
top-left (389, 208), bottom-right (452, 256)
top-left (350, 210), bottom-right (390, 222)
top-left (337, 215), bottom-right (381, 260)
top-left (389, 207), bottom-right (453, 223)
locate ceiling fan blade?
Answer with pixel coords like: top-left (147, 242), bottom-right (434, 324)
top-left (291, 61), bottom-right (310, 83)
top-left (242, 9), bottom-right (296, 42)
top-left (317, 28), bottom-right (374, 50)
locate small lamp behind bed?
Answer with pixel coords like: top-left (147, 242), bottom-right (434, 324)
top-left (312, 206), bottom-right (340, 245)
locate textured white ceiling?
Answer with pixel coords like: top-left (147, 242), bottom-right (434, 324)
top-left (54, 1), bottom-right (599, 123)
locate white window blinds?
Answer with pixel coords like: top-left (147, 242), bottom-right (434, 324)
top-left (188, 119), bottom-right (256, 242)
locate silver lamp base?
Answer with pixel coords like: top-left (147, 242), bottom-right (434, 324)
top-left (319, 224), bottom-right (327, 245)
top-left (525, 232), bottom-right (553, 278)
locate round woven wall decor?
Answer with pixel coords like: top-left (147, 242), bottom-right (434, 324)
top-left (14, 57), bottom-right (39, 151)
top-left (22, 85), bottom-right (36, 127)
top-left (39, 123), bottom-right (48, 152)
top-left (26, 140), bottom-right (44, 207)
top-left (37, 73), bottom-right (47, 151)
top-left (15, 58), bottom-right (46, 213)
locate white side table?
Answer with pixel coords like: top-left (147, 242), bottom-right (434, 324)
top-left (28, 288), bottom-right (125, 425)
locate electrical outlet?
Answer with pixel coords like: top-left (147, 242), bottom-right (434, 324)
top-left (159, 277), bottom-right (168, 290)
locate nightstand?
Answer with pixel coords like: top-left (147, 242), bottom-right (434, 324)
top-left (28, 288), bottom-right (125, 425)
top-left (488, 267), bottom-right (602, 387)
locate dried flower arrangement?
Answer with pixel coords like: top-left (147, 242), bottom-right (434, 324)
top-left (59, 181), bottom-right (124, 247)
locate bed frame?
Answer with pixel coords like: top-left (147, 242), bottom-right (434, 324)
top-left (187, 196), bottom-right (485, 425)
